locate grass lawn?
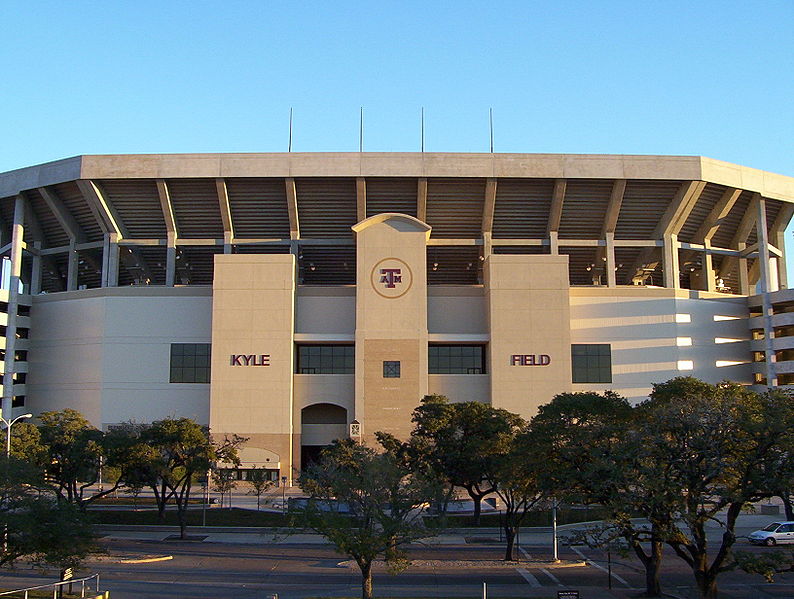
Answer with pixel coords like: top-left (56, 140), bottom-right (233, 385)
top-left (90, 507), bottom-right (292, 527)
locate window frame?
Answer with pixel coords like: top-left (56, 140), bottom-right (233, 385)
top-left (571, 343), bottom-right (612, 384)
top-left (170, 343), bottom-right (212, 383)
top-left (295, 344), bottom-right (355, 374)
top-left (428, 344), bottom-right (486, 374)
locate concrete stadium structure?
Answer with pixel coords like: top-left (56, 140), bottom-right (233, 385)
top-left (1, 152), bottom-right (793, 481)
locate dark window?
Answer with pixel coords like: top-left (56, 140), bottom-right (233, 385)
top-left (383, 361), bottom-right (400, 378)
top-left (429, 345), bottom-right (486, 374)
top-left (170, 343), bottom-right (211, 383)
top-left (571, 344), bottom-right (612, 383)
top-left (296, 344), bottom-right (354, 374)
top-left (11, 395), bottom-right (24, 408)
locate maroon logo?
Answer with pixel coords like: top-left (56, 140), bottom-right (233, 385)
top-left (379, 268), bottom-right (402, 289)
top-left (511, 354), bottom-right (551, 366)
top-left (230, 354), bottom-right (271, 366)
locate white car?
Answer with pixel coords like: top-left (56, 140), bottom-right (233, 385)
top-left (748, 522), bottom-right (794, 546)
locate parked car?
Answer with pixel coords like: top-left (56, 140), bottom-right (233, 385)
top-left (748, 522), bottom-right (794, 546)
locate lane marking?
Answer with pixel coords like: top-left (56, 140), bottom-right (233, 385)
top-left (519, 547), bottom-right (532, 560)
top-left (571, 546), bottom-right (630, 587)
top-left (516, 567), bottom-right (542, 587)
top-left (541, 567), bottom-right (562, 586)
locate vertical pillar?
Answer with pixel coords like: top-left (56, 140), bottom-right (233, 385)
top-left (774, 229), bottom-right (789, 289)
top-left (606, 233), bottom-right (616, 287)
top-left (3, 195), bottom-right (25, 417)
top-left (30, 241), bottom-right (42, 295)
top-left (165, 235), bottom-right (176, 287)
top-left (663, 234), bottom-right (680, 289)
top-left (549, 231), bottom-right (559, 255)
top-left (755, 197), bottom-right (776, 387)
top-left (737, 242), bottom-right (750, 295)
top-left (702, 241), bottom-right (715, 292)
top-left (105, 233), bottom-right (119, 287)
top-left (67, 242), bottom-right (79, 291)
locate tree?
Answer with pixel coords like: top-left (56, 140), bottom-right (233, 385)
top-left (30, 410), bottom-right (145, 509)
top-left (635, 378), bottom-right (794, 599)
top-left (527, 391), bottom-right (674, 595)
top-left (410, 395), bottom-right (525, 524)
top-left (0, 455), bottom-right (97, 570)
top-left (298, 439), bottom-right (443, 599)
top-left (135, 418), bottom-right (245, 538)
top-left (493, 430), bottom-right (547, 561)
top-left (212, 468), bottom-right (237, 509)
top-left (246, 467), bottom-right (274, 510)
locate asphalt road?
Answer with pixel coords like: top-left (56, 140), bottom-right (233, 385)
top-left (2, 538), bottom-right (794, 599)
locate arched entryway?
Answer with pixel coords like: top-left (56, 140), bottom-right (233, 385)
top-left (300, 403), bottom-right (348, 471)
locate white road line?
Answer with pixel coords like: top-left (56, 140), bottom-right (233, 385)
top-left (519, 546), bottom-right (532, 560)
top-left (571, 546), bottom-right (631, 587)
top-left (541, 567), bottom-right (562, 586)
top-left (516, 567), bottom-right (542, 587)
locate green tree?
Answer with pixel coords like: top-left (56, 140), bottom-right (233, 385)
top-left (527, 391), bottom-right (673, 594)
top-left (636, 378), bottom-right (794, 599)
top-left (138, 418), bottom-right (244, 538)
top-left (246, 467), bottom-right (274, 510)
top-left (212, 468), bottom-right (237, 509)
top-left (411, 395), bottom-right (525, 524)
top-left (298, 438), bottom-right (443, 599)
top-left (493, 430), bottom-right (547, 561)
top-left (0, 455), bottom-right (97, 569)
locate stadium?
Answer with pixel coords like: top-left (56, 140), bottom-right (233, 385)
top-left (1, 152), bottom-right (793, 481)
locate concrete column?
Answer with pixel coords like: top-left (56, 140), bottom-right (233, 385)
top-left (30, 241), bottom-right (42, 295)
top-left (2, 195), bottom-right (25, 417)
top-left (606, 233), bottom-right (616, 287)
top-left (737, 242), bottom-right (750, 295)
top-left (549, 231), bottom-right (559, 255)
top-left (165, 234), bottom-right (176, 287)
top-left (755, 197), bottom-right (776, 387)
top-left (104, 233), bottom-right (119, 287)
top-left (67, 242), bottom-right (79, 291)
top-left (663, 234), bottom-right (680, 289)
top-left (703, 241), bottom-right (715, 292)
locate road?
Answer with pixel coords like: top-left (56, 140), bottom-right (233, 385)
top-left (1, 537), bottom-right (793, 598)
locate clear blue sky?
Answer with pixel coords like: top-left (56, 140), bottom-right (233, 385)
top-left (2, 1), bottom-right (793, 262)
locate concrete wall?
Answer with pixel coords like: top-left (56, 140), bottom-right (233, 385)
top-left (428, 374), bottom-right (490, 403)
top-left (27, 288), bottom-right (212, 428)
top-left (569, 288), bottom-right (751, 403)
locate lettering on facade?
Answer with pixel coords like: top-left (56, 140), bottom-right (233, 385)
top-left (230, 354), bottom-right (271, 366)
top-left (510, 354), bottom-right (551, 366)
top-left (379, 268), bottom-right (402, 288)
top-left (370, 257), bottom-right (413, 299)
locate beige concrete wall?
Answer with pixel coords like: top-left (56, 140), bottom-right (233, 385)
top-left (428, 374), bottom-right (490, 404)
top-left (28, 290), bottom-right (212, 428)
top-left (210, 254), bottom-right (295, 481)
top-left (486, 254), bottom-right (572, 419)
top-left (295, 288), bottom-right (355, 334)
top-left (354, 214), bottom-right (430, 442)
top-left (569, 288), bottom-right (752, 403)
top-left (428, 288), bottom-right (487, 333)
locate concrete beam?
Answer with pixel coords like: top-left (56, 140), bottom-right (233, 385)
top-left (216, 178), bottom-right (234, 253)
top-left (38, 186), bottom-right (85, 242)
top-left (285, 178), bottom-right (300, 240)
top-left (356, 177), bottom-right (366, 222)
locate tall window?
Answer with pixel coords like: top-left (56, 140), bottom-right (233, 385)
top-left (296, 345), bottom-right (355, 374)
top-left (571, 344), bottom-right (612, 383)
top-left (170, 343), bottom-right (211, 383)
top-left (429, 345), bottom-right (486, 374)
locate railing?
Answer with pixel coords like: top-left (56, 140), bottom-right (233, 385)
top-left (0, 573), bottom-right (101, 598)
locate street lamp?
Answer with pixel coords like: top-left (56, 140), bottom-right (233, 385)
top-left (2, 413), bottom-right (32, 458)
top-left (2, 412), bottom-right (32, 554)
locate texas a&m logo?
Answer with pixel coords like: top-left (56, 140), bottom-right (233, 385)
top-left (371, 258), bottom-right (413, 299)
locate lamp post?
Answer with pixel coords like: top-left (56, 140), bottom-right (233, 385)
top-left (2, 412), bottom-right (32, 554)
top-left (2, 413), bottom-right (32, 459)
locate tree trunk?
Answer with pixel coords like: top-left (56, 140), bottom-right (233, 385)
top-left (642, 540), bottom-right (663, 597)
top-left (782, 492), bottom-right (794, 521)
top-left (504, 525), bottom-right (516, 561)
top-left (472, 494), bottom-right (483, 525)
top-left (694, 568), bottom-right (718, 599)
top-left (360, 560), bottom-right (373, 599)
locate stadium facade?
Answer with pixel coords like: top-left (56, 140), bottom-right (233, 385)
top-left (1, 152), bottom-right (793, 481)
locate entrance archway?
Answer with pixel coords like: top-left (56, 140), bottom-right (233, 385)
top-left (300, 403), bottom-right (348, 470)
